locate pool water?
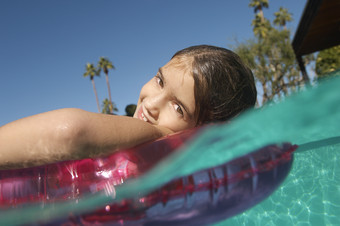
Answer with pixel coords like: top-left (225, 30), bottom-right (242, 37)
top-left (0, 75), bottom-right (339, 225)
top-left (219, 144), bottom-right (340, 225)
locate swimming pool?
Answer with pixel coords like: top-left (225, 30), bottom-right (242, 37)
top-left (0, 75), bottom-right (339, 225)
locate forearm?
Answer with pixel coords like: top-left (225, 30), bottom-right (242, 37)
top-left (0, 109), bottom-right (84, 168)
top-left (0, 108), bottom-right (170, 169)
top-left (78, 110), bottom-right (171, 158)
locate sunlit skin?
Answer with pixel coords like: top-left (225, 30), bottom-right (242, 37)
top-left (0, 57), bottom-right (198, 168)
top-left (0, 45), bottom-right (258, 169)
top-left (133, 57), bottom-right (197, 132)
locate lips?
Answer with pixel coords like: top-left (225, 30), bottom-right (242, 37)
top-left (141, 112), bottom-right (148, 122)
top-left (137, 106), bottom-right (149, 122)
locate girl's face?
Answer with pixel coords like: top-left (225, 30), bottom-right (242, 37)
top-left (134, 57), bottom-right (197, 132)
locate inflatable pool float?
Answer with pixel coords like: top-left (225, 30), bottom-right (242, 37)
top-left (2, 76), bottom-right (340, 225)
top-left (0, 127), bottom-right (296, 225)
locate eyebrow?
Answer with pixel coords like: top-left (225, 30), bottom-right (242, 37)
top-left (158, 68), bottom-right (193, 119)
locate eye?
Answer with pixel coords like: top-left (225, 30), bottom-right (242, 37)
top-left (155, 75), bottom-right (164, 88)
top-left (174, 104), bottom-right (184, 116)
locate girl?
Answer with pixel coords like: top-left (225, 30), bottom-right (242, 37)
top-left (0, 45), bottom-right (257, 169)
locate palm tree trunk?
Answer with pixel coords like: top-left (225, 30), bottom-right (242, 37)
top-left (105, 72), bottom-right (113, 114)
top-left (259, 9), bottom-right (264, 21)
top-left (91, 78), bottom-right (101, 113)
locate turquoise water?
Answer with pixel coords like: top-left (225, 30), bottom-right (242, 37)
top-left (1, 75), bottom-right (340, 225)
top-left (219, 144), bottom-right (340, 225)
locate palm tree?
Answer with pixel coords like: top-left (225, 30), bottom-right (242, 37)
top-left (273, 7), bottom-right (292, 30)
top-left (98, 57), bottom-right (115, 114)
top-left (249, 0), bottom-right (269, 21)
top-left (102, 98), bottom-right (118, 114)
top-left (251, 14), bottom-right (271, 39)
top-left (83, 63), bottom-right (101, 113)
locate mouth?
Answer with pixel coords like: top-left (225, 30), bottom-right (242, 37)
top-left (136, 106), bottom-right (149, 123)
top-left (141, 112), bottom-right (148, 122)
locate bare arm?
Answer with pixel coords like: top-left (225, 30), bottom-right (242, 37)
top-left (0, 108), bottom-right (172, 169)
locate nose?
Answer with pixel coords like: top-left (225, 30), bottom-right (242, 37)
top-left (144, 94), bottom-right (165, 121)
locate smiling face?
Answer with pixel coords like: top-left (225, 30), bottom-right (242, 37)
top-left (133, 57), bottom-right (197, 132)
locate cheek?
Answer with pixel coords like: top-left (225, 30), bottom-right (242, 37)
top-left (169, 121), bottom-right (195, 132)
top-left (138, 81), bottom-right (152, 101)
top-left (134, 82), bottom-right (151, 118)
top-left (160, 110), bottom-right (196, 132)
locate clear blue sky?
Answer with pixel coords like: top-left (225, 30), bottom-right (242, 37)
top-left (0, 0), bottom-right (307, 126)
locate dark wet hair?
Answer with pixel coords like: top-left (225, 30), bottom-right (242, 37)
top-left (172, 45), bottom-right (257, 124)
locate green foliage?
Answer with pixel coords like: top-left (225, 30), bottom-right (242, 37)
top-left (234, 1), bottom-right (310, 105)
top-left (251, 14), bottom-right (271, 39)
top-left (83, 63), bottom-right (100, 80)
top-left (102, 98), bottom-right (118, 114)
top-left (97, 57), bottom-right (115, 75)
top-left (248, 0), bottom-right (269, 14)
top-left (315, 45), bottom-right (340, 77)
top-left (273, 7), bottom-right (292, 29)
top-left (125, 104), bottom-right (137, 117)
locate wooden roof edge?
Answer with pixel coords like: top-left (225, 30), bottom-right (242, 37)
top-left (292, 0), bottom-right (323, 57)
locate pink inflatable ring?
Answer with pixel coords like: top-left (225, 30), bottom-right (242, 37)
top-left (0, 127), bottom-right (296, 225)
